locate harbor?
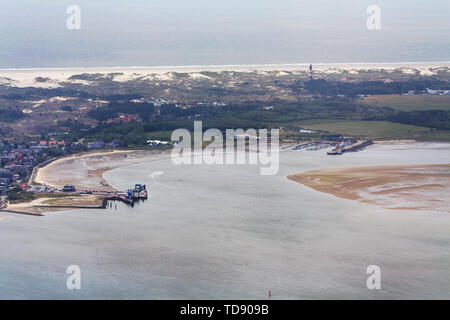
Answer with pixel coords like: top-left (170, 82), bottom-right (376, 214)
top-left (62, 183), bottom-right (148, 207)
top-left (292, 141), bottom-right (336, 151)
top-left (0, 183), bottom-right (149, 215)
top-left (290, 138), bottom-right (373, 155)
top-left (104, 184), bottom-right (148, 207)
top-left (0, 150), bottom-right (155, 216)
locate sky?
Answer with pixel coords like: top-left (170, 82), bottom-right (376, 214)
top-left (0, 0), bottom-right (449, 68)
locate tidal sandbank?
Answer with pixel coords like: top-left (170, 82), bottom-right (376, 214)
top-left (288, 164), bottom-right (450, 211)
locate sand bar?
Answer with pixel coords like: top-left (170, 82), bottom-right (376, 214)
top-left (288, 164), bottom-right (450, 211)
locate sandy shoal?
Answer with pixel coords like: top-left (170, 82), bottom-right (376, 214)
top-left (288, 164), bottom-right (450, 211)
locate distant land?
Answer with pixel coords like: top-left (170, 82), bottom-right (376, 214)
top-left (1, 61), bottom-right (449, 87)
top-left (1, 61), bottom-right (449, 142)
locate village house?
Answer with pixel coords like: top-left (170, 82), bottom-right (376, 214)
top-left (87, 140), bottom-right (105, 149)
top-left (0, 168), bottom-right (12, 179)
top-left (106, 114), bottom-right (140, 124)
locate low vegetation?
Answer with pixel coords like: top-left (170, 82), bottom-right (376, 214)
top-left (0, 70), bottom-right (449, 143)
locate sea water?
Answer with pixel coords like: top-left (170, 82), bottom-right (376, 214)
top-left (0, 143), bottom-right (449, 299)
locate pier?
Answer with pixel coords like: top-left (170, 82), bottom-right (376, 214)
top-left (104, 184), bottom-right (148, 207)
top-left (22, 183), bottom-right (149, 210)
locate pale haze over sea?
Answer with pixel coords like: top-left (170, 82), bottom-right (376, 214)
top-left (0, 0), bottom-right (449, 69)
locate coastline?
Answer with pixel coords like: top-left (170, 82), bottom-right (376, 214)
top-left (2, 149), bottom-right (155, 215)
top-left (2, 194), bottom-right (107, 216)
top-left (6, 143), bottom-right (450, 215)
top-left (1, 61), bottom-right (449, 73)
top-left (1, 61), bottom-right (449, 88)
top-left (33, 149), bottom-right (147, 189)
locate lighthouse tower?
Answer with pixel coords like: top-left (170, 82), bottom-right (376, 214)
top-left (309, 64), bottom-right (313, 80)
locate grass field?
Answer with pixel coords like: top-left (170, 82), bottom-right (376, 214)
top-left (295, 119), bottom-right (450, 141)
top-left (361, 95), bottom-right (450, 111)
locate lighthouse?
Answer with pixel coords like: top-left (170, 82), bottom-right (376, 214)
top-left (309, 64), bottom-right (313, 80)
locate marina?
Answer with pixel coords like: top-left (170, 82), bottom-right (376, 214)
top-left (292, 141), bottom-right (336, 151)
top-left (291, 139), bottom-right (372, 154)
top-left (327, 140), bottom-right (373, 155)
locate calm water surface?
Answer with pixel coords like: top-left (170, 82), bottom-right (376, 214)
top-left (0, 143), bottom-right (449, 299)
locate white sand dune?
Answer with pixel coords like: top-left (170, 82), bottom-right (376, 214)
top-left (0, 62), bottom-right (448, 88)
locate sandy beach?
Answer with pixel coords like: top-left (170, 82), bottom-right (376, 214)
top-left (288, 164), bottom-right (450, 211)
top-left (1, 62), bottom-right (449, 88)
top-left (33, 149), bottom-right (152, 190)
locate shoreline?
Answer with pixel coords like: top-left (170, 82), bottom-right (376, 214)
top-left (1, 62), bottom-right (449, 85)
top-left (1, 61), bottom-right (449, 72)
top-left (2, 194), bottom-right (107, 216)
top-left (1, 149), bottom-right (153, 215)
top-left (33, 149), bottom-right (145, 189)
top-left (6, 143), bottom-right (450, 215)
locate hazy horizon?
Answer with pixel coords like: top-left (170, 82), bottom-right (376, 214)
top-left (0, 0), bottom-right (449, 68)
